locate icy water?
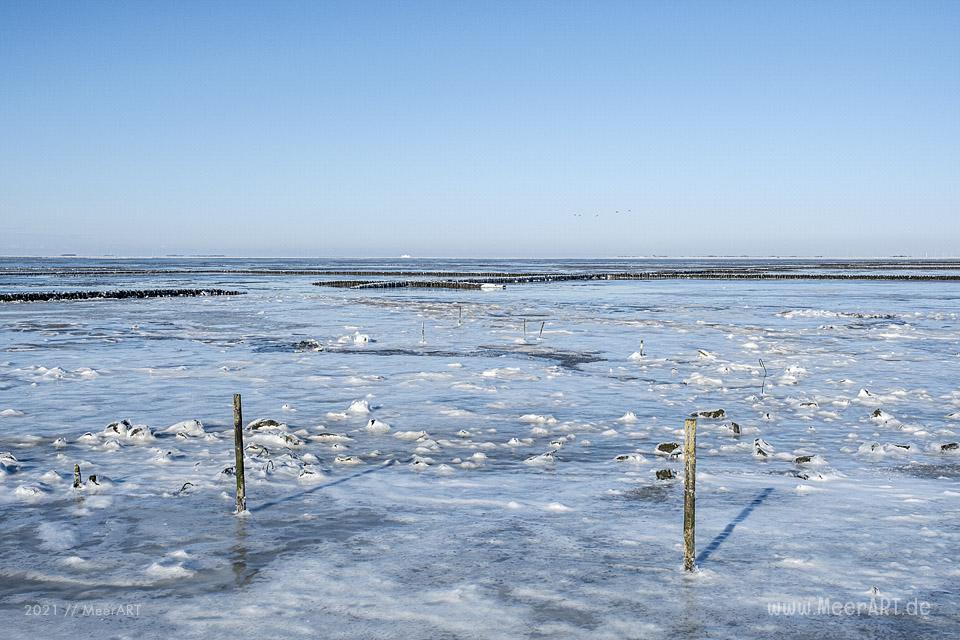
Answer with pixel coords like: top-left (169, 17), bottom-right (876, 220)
top-left (0, 258), bottom-right (958, 639)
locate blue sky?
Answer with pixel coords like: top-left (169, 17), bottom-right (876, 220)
top-left (1, 1), bottom-right (957, 257)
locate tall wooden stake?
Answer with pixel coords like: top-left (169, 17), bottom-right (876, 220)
top-left (73, 463), bottom-right (81, 488)
top-left (233, 393), bottom-right (247, 513)
top-left (458, 305), bottom-right (462, 327)
top-left (683, 418), bottom-right (697, 571)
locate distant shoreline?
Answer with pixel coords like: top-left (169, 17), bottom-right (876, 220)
top-left (1, 255), bottom-right (960, 261)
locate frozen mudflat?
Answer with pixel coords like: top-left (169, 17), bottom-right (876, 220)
top-left (0, 258), bottom-right (958, 639)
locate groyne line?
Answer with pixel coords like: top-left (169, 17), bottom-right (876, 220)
top-left (312, 271), bottom-right (960, 289)
top-left (0, 289), bottom-right (245, 303)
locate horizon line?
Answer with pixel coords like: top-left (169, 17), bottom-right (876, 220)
top-left (2, 254), bottom-right (960, 261)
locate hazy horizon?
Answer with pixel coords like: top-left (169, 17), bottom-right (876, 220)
top-left (0, 252), bottom-right (960, 261)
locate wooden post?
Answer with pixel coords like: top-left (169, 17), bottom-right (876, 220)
top-left (73, 463), bottom-right (81, 488)
top-left (233, 393), bottom-right (247, 513)
top-left (522, 318), bottom-right (527, 339)
top-left (683, 418), bottom-right (697, 571)
top-left (538, 321), bottom-right (545, 339)
top-left (458, 305), bottom-right (462, 326)
top-left (421, 321), bottom-right (425, 343)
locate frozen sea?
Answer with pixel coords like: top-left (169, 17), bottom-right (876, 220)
top-left (0, 258), bottom-right (958, 639)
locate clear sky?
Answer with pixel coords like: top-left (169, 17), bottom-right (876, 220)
top-left (1, 1), bottom-right (958, 257)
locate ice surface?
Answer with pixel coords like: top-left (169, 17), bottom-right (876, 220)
top-left (0, 258), bottom-right (958, 639)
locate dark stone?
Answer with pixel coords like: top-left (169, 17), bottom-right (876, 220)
top-left (294, 339), bottom-right (324, 352)
top-left (655, 469), bottom-right (675, 480)
top-left (656, 442), bottom-right (681, 455)
top-left (941, 443), bottom-right (959, 452)
top-left (794, 455), bottom-right (813, 464)
top-left (691, 409), bottom-right (725, 420)
top-left (248, 418), bottom-right (282, 430)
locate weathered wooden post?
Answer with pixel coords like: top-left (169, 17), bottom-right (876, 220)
top-left (73, 463), bottom-right (81, 488)
top-left (538, 321), bottom-right (545, 339)
top-left (233, 393), bottom-right (247, 513)
top-left (683, 417), bottom-right (697, 571)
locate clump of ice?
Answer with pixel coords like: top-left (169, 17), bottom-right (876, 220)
top-left (523, 452), bottom-right (555, 467)
top-left (777, 365), bottom-right (807, 385)
top-left (298, 467), bottom-right (325, 483)
top-left (395, 430), bottom-right (427, 441)
top-left (152, 449), bottom-right (179, 464)
top-left (310, 432), bottom-right (352, 443)
top-left (163, 419), bottom-right (205, 437)
top-left (348, 399), bottom-right (371, 414)
top-left (103, 419), bottom-right (154, 442)
top-left (870, 409), bottom-right (901, 427)
top-left (409, 458), bottom-right (430, 472)
top-left (753, 438), bottom-right (773, 458)
top-left (338, 331), bottom-right (372, 345)
top-left (14, 485), bottom-right (46, 501)
top-left (481, 367), bottom-right (535, 380)
top-left (146, 554), bottom-right (196, 580)
top-left (685, 372), bottom-right (723, 387)
top-left (0, 452), bottom-right (22, 475)
top-left (519, 414), bottom-right (557, 425)
top-left (364, 419), bottom-right (391, 434)
top-left (19, 365), bottom-right (100, 383)
top-left (857, 442), bottom-right (913, 457)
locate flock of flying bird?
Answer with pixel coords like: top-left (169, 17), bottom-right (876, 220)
top-left (571, 209), bottom-right (633, 219)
